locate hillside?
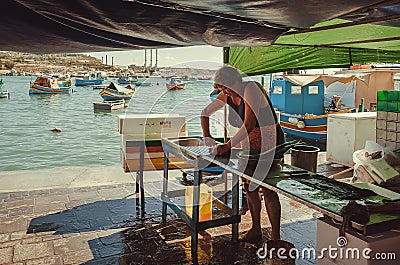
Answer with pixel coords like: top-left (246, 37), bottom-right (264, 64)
top-left (0, 52), bottom-right (114, 75)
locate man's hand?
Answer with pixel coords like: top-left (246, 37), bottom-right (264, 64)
top-left (203, 136), bottom-right (216, 147)
top-left (214, 143), bottom-right (231, 155)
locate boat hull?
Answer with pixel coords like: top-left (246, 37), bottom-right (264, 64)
top-left (29, 85), bottom-right (72, 94)
top-left (279, 112), bottom-right (327, 143)
top-left (100, 90), bottom-right (132, 101)
top-left (93, 100), bottom-right (126, 111)
top-left (75, 79), bottom-right (103, 86)
top-left (166, 84), bottom-right (184, 90)
top-left (280, 122), bottom-right (327, 142)
top-left (0, 92), bottom-right (10, 98)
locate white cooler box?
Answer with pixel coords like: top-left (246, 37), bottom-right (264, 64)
top-left (327, 112), bottom-right (376, 167)
top-left (118, 114), bottom-right (188, 171)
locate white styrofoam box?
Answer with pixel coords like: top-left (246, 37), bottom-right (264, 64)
top-left (386, 121), bottom-right (397, 132)
top-left (386, 112), bottom-right (398, 121)
top-left (376, 138), bottom-right (385, 147)
top-left (327, 112), bottom-right (377, 167)
top-left (385, 141), bottom-right (397, 150)
top-left (376, 111), bottom-right (387, 120)
top-left (376, 120), bottom-right (386, 130)
top-left (376, 129), bottom-right (386, 140)
top-left (316, 217), bottom-right (400, 265)
top-left (118, 114), bottom-right (187, 139)
top-left (386, 131), bottom-right (397, 141)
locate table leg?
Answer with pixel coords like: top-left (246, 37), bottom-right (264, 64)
top-left (139, 142), bottom-right (145, 213)
top-left (135, 171), bottom-right (140, 211)
top-left (231, 172), bottom-right (239, 241)
top-left (191, 169), bottom-right (201, 259)
top-left (223, 170), bottom-right (228, 204)
top-left (162, 151), bottom-right (169, 223)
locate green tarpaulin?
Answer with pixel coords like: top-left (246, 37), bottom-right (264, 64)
top-left (227, 19), bottom-right (400, 75)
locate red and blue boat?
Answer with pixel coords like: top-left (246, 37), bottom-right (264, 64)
top-left (29, 77), bottom-right (72, 95)
top-left (270, 75), bottom-right (331, 145)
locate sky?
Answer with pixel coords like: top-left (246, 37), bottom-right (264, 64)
top-left (86, 45), bottom-right (223, 69)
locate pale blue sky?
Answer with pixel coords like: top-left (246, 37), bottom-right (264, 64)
top-left (87, 45), bottom-right (223, 69)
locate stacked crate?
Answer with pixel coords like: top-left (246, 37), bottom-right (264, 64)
top-left (376, 90), bottom-right (400, 150)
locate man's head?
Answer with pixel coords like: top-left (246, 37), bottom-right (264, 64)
top-left (214, 65), bottom-right (242, 92)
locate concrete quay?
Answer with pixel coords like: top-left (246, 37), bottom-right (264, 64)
top-left (0, 153), bottom-right (349, 265)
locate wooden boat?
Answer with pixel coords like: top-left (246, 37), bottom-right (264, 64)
top-left (29, 76), bottom-right (73, 95)
top-left (75, 72), bottom-right (104, 86)
top-left (269, 73), bottom-right (381, 145)
top-left (99, 82), bottom-right (135, 101)
top-left (269, 75), bottom-right (337, 144)
top-left (117, 76), bottom-right (138, 85)
top-left (0, 79), bottom-right (10, 98)
top-left (93, 100), bottom-right (127, 111)
top-left (166, 77), bottom-right (185, 90)
top-left (92, 84), bottom-right (109, 90)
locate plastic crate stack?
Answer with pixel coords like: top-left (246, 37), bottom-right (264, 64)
top-left (376, 90), bottom-right (400, 150)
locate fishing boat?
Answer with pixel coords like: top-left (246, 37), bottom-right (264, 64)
top-left (117, 75), bottom-right (138, 85)
top-left (0, 79), bottom-right (10, 98)
top-left (99, 82), bottom-right (135, 101)
top-left (75, 72), bottom-right (105, 86)
top-left (166, 77), bottom-right (185, 90)
top-left (93, 99), bottom-right (127, 111)
top-left (269, 70), bottom-right (397, 145)
top-left (29, 76), bottom-right (73, 95)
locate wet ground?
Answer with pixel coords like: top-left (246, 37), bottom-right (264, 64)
top-left (0, 159), bottom-right (352, 265)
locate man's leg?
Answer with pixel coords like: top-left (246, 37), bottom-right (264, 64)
top-left (239, 183), bottom-right (262, 244)
top-left (261, 188), bottom-right (281, 240)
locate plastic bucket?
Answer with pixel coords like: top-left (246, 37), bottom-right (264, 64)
top-left (290, 145), bottom-right (320, 172)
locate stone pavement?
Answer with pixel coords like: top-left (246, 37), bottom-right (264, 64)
top-left (0, 153), bottom-right (351, 265)
top-left (0, 182), bottom-right (318, 265)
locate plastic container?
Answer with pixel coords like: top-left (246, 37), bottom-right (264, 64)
top-left (291, 145), bottom-right (320, 172)
top-left (185, 183), bottom-right (212, 222)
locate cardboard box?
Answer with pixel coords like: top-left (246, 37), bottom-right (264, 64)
top-left (316, 217), bottom-right (400, 265)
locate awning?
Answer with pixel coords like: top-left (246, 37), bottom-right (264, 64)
top-left (321, 74), bottom-right (371, 87)
top-left (1, 0), bottom-right (399, 54)
top-left (282, 75), bottom-right (322, 86)
top-left (281, 74), bottom-right (371, 87)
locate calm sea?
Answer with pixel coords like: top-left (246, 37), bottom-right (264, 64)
top-left (0, 76), bottom-right (214, 171)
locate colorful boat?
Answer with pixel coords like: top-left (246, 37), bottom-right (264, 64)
top-left (166, 78), bottom-right (185, 90)
top-left (0, 79), bottom-right (10, 98)
top-left (269, 74), bottom-right (355, 145)
top-left (99, 82), bottom-right (135, 101)
top-left (270, 70), bottom-right (400, 145)
top-left (75, 72), bottom-right (105, 86)
top-left (117, 76), bottom-right (138, 85)
top-left (29, 77), bottom-right (73, 95)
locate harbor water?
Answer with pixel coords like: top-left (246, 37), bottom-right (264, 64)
top-left (0, 76), bottom-right (214, 171)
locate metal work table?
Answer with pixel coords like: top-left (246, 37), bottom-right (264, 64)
top-left (161, 136), bottom-right (400, 257)
top-left (161, 137), bottom-right (241, 258)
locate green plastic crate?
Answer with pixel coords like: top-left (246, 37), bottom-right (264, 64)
top-left (376, 101), bottom-right (387, 111)
top-left (377, 90), bottom-right (388, 101)
top-left (387, 101), bottom-right (398, 112)
top-left (387, 91), bottom-right (400, 101)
